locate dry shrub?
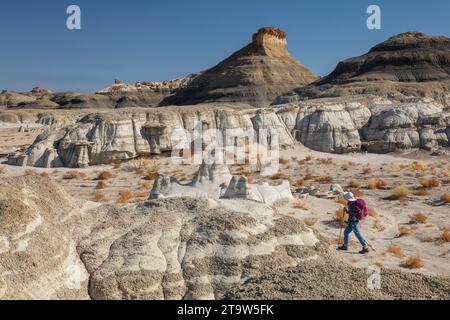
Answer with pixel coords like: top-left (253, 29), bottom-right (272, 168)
top-left (39, 172), bottom-right (49, 177)
top-left (397, 225), bottom-right (413, 237)
top-left (139, 181), bottom-right (151, 190)
top-left (25, 169), bottom-right (37, 176)
top-left (415, 187), bottom-right (429, 196)
top-left (270, 172), bottom-right (286, 180)
top-left (401, 256), bottom-right (424, 269)
top-left (117, 190), bottom-right (133, 204)
top-left (390, 186), bottom-right (409, 200)
top-left (372, 219), bottom-right (386, 232)
top-left (341, 163), bottom-right (349, 171)
top-left (348, 180), bottom-right (361, 188)
top-left (352, 189), bottom-right (364, 197)
top-left (411, 162), bottom-right (426, 171)
top-left (437, 229), bottom-right (450, 244)
top-left (410, 212), bottom-right (428, 224)
top-left (0, 166), bottom-right (6, 175)
top-left (63, 171), bottom-right (87, 180)
top-left (440, 193), bottom-right (450, 203)
top-left (279, 158), bottom-right (289, 165)
top-left (442, 179), bottom-right (450, 185)
top-left (421, 236), bottom-right (434, 243)
top-left (293, 199), bottom-right (309, 210)
top-left (368, 208), bottom-right (378, 217)
top-left (133, 192), bottom-right (148, 199)
top-left (316, 174), bottom-right (333, 183)
top-left (319, 158), bottom-right (334, 165)
top-left (387, 245), bottom-right (404, 257)
top-left (92, 192), bottom-right (108, 202)
top-left (362, 167), bottom-right (372, 175)
top-left (367, 178), bottom-right (387, 190)
top-left (303, 171), bottom-right (317, 180)
top-left (303, 217), bottom-right (318, 227)
top-left (113, 162), bottom-right (122, 169)
top-left (419, 177), bottom-right (440, 188)
top-left (291, 178), bottom-right (304, 187)
top-left (336, 195), bottom-right (347, 205)
top-left (97, 171), bottom-right (113, 180)
top-left (95, 181), bottom-right (107, 190)
top-left (334, 208), bottom-right (347, 225)
top-left (305, 155), bottom-right (313, 161)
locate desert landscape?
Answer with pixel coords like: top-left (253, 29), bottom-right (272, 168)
top-left (0, 27), bottom-right (449, 300)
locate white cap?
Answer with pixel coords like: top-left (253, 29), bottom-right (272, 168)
top-left (343, 191), bottom-right (356, 202)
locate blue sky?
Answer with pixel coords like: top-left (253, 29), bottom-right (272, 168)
top-left (1, 0), bottom-right (449, 93)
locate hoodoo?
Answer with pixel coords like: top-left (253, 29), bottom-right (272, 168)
top-left (161, 27), bottom-right (318, 107)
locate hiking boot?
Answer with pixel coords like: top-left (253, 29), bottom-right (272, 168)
top-left (337, 245), bottom-right (348, 251)
top-left (359, 247), bottom-right (369, 254)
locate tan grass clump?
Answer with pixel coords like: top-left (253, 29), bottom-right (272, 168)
top-left (334, 208), bottom-right (347, 225)
top-left (348, 180), bottom-right (361, 188)
top-left (293, 199), bottom-right (309, 210)
top-left (437, 229), bottom-right (450, 244)
top-left (415, 187), bottom-right (429, 196)
top-left (97, 171), bottom-right (113, 180)
top-left (63, 171), bottom-right (87, 180)
top-left (387, 245), bottom-right (404, 257)
top-left (440, 193), bottom-right (450, 203)
top-left (92, 192), bottom-right (108, 202)
top-left (279, 158), bottom-right (289, 165)
top-left (352, 189), bottom-right (364, 198)
top-left (419, 177), bottom-right (440, 188)
top-left (0, 166), bottom-right (6, 175)
top-left (367, 178), bottom-right (387, 190)
top-left (117, 190), bottom-right (133, 204)
top-left (410, 212), bottom-right (428, 224)
top-left (336, 195), bottom-right (347, 205)
top-left (95, 181), bottom-right (107, 190)
top-left (401, 256), bottom-right (424, 269)
top-left (368, 208), bottom-right (378, 218)
top-left (362, 167), bottom-right (372, 175)
top-left (397, 225), bottom-right (413, 237)
top-left (303, 218), bottom-right (318, 227)
top-left (39, 172), bottom-right (49, 177)
top-left (411, 162), bottom-right (426, 171)
top-left (390, 186), bottom-right (409, 200)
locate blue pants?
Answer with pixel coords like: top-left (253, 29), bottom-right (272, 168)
top-left (344, 223), bottom-right (367, 248)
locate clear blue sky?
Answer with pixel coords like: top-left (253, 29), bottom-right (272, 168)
top-left (1, 0), bottom-right (449, 93)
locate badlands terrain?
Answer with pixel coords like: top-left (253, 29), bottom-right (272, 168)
top-left (0, 28), bottom-right (449, 300)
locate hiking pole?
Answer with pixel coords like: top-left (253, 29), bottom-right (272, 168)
top-left (338, 224), bottom-right (343, 247)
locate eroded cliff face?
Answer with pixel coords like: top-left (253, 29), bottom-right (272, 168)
top-left (6, 97), bottom-right (449, 168)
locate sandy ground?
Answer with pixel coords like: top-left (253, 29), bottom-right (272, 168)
top-left (1, 142), bottom-right (449, 278)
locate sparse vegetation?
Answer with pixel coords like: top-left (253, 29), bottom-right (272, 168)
top-left (92, 192), bottom-right (108, 202)
top-left (387, 245), bottom-right (404, 257)
top-left (352, 189), bottom-right (364, 198)
top-left (348, 180), bottom-right (361, 188)
top-left (0, 166), bottom-right (6, 175)
top-left (303, 217), bottom-right (318, 226)
top-left (368, 208), bottom-right (378, 217)
top-left (440, 192), bottom-right (450, 203)
top-left (362, 167), bottom-right (372, 175)
top-left (293, 199), bottom-right (309, 210)
top-left (334, 208), bottom-right (347, 225)
top-left (39, 172), bottom-right (49, 177)
top-left (419, 177), bottom-right (440, 188)
top-left (411, 162), bottom-right (426, 171)
top-left (401, 256), bottom-right (424, 269)
top-left (415, 187), bottom-right (429, 196)
top-left (372, 219), bottom-right (385, 232)
top-left (117, 190), bottom-right (133, 204)
top-left (97, 171), bottom-right (113, 180)
top-left (410, 212), bottom-right (428, 224)
top-left (397, 225), bottom-right (413, 237)
top-left (367, 178), bottom-right (387, 190)
top-left (390, 186), bottom-right (409, 200)
top-left (63, 171), bottom-right (87, 180)
top-left (279, 158), bottom-right (289, 165)
top-left (95, 181), bottom-right (107, 190)
top-left (336, 195), bottom-right (347, 205)
top-left (437, 228), bottom-right (450, 244)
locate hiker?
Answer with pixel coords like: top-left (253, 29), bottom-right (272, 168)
top-left (338, 191), bottom-right (370, 254)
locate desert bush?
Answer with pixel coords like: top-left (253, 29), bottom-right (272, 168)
top-left (25, 169), bottom-right (37, 176)
top-left (409, 212), bottom-right (428, 224)
top-left (270, 172), bottom-right (286, 180)
top-left (0, 166), bottom-right (6, 175)
top-left (279, 158), bottom-right (289, 165)
top-left (92, 192), bottom-right (108, 202)
top-left (372, 219), bottom-right (386, 231)
top-left (97, 171), bottom-right (113, 181)
top-left (39, 172), bottom-right (49, 177)
top-left (336, 195), bottom-right (347, 205)
top-left (318, 158), bottom-right (334, 165)
top-left (368, 208), bottom-right (378, 217)
top-left (401, 256), bottom-right (424, 269)
top-left (113, 162), bottom-right (122, 169)
top-left (397, 225), bottom-right (413, 237)
top-left (367, 178), bottom-right (387, 190)
top-left (440, 192), bottom-right (450, 203)
top-left (293, 199), bottom-right (308, 210)
top-left (352, 189), bottom-right (364, 197)
top-left (63, 171), bottom-right (87, 180)
top-left (117, 190), bottom-right (133, 204)
top-left (303, 171), bottom-right (317, 180)
top-left (133, 192), bottom-right (148, 199)
top-left (437, 228), bottom-right (450, 244)
top-left (303, 217), bottom-right (318, 226)
top-left (316, 174), bottom-right (333, 183)
top-left (95, 181), bottom-right (107, 190)
top-left (291, 178), bottom-right (304, 187)
top-left (390, 186), bottom-right (409, 200)
top-left (362, 167), bottom-right (372, 175)
top-left (418, 177), bottom-right (440, 188)
top-left (387, 245), bottom-right (404, 257)
top-left (348, 180), bottom-right (361, 188)
top-left (415, 187), bottom-right (429, 196)
top-left (411, 162), bottom-right (426, 171)
top-left (341, 163), bottom-right (349, 171)
top-left (334, 208), bottom-right (347, 225)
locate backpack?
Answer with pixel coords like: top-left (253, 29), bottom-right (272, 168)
top-left (354, 198), bottom-right (368, 221)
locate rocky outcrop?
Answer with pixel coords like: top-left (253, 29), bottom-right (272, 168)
top-left (161, 27), bottom-right (318, 107)
top-left (9, 105), bottom-right (294, 168)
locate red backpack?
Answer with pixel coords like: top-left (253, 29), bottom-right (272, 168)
top-left (354, 198), bottom-right (368, 221)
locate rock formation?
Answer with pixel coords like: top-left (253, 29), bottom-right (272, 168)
top-left (1, 176), bottom-right (449, 300)
top-left (160, 27), bottom-right (318, 107)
